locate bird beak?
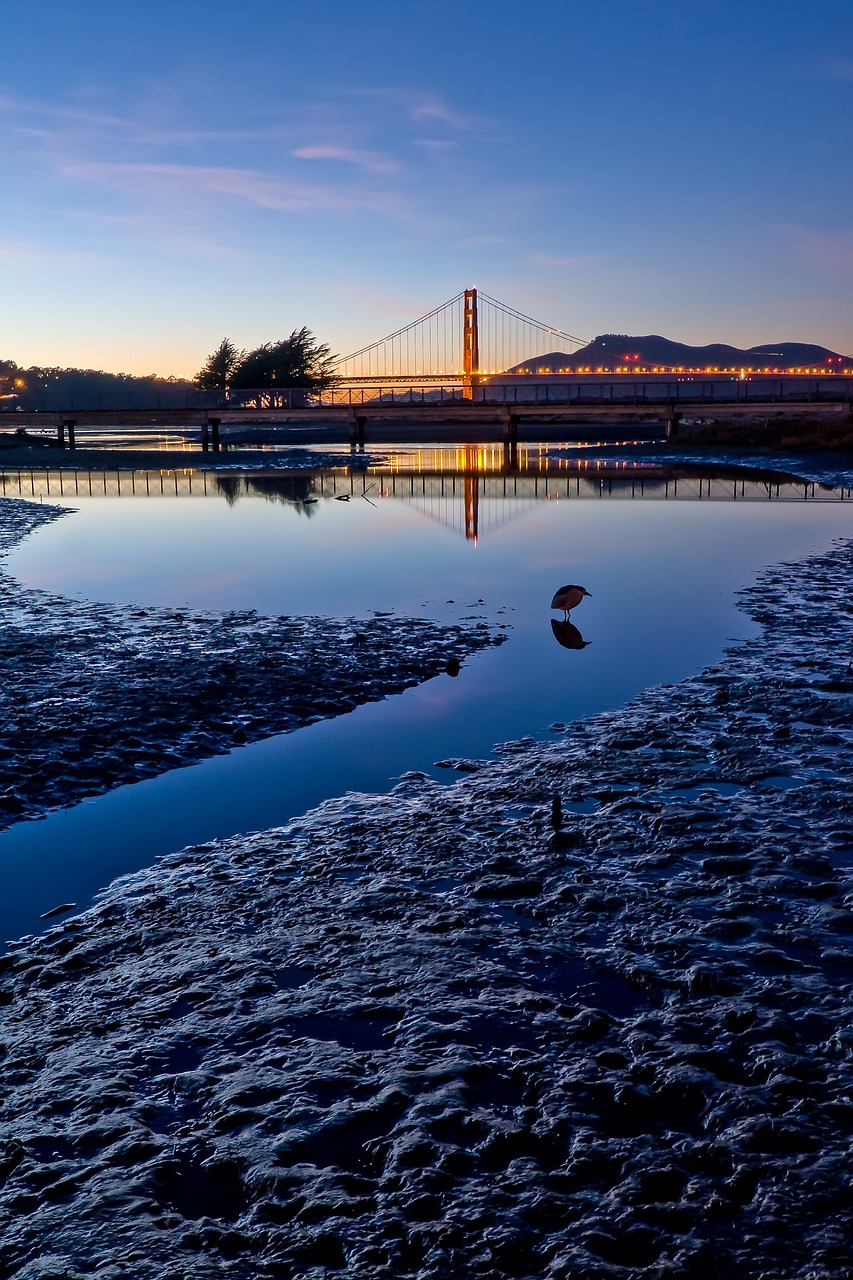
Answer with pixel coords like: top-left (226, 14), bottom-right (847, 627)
top-left (584, 590), bottom-right (593, 598)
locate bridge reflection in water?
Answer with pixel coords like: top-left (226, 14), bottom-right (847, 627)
top-left (1, 446), bottom-right (849, 545)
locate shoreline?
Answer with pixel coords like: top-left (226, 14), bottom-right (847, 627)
top-left (0, 497), bottom-right (503, 835)
top-left (0, 432), bottom-right (852, 478)
top-left (1, 480), bottom-right (852, 1274)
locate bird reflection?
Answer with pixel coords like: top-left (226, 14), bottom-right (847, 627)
top-left (550, 584), bottom-right (592, 618)
top-left (551, 618), bottom-right (591, 650)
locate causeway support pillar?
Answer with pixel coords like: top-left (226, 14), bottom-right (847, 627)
top-left (57, 422), bottom-right (65, 449)
top-left (502, 413), bottom-right (519, 469)
top-left (501, 410), bottom-right (519, 441)
top-left (201, 419), bottom-right (210, 452)
top-left (210, 417), bottom-right (221, 452)
top-left (665, 410), bottom-right (682, 441)
top-left (65, 420), bottom-right (76, 450)
top-left (350, 413), bottom-right (367, 446)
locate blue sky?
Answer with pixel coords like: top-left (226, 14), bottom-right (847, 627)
top-left (1, 0), bottom-right (851, 374)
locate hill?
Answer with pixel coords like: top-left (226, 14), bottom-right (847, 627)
top-left (510, 334), bottom-right (852, 373)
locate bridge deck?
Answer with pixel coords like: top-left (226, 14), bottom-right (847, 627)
top-left (3, 397), bottom-right (850, 433)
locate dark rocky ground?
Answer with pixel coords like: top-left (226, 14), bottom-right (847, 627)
top-left (0, 498), bottom-right (852, 1276)
top-left (0, 498), bottom-right (501, 833)
top-left (675, 414), bottom-right (853, 453)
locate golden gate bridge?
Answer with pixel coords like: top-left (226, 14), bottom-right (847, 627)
top-left (329, 286), bottom-right (852, 393)
top-left (332, 288), bottom-right (587, 386)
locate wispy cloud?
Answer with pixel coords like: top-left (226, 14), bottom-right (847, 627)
top-left (293, 145), bottom-right (399, 174)
top-left (58, 160), bottom-right (407, 218)
top-left (408, 93), bottom-right (483, 132)
top-left (341, 87), bottom-right (494, 139)
top-left (0, 237), bottom-right (115, 268)
top-left (0, 83), bottom-right (513, 253)
top-left (0, 92), bottom-right (127, 131)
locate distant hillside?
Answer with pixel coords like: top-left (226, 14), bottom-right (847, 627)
top-left (509, 334), bottom-right (852, 372)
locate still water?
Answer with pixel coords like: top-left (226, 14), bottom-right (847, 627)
top-left (2, 451), bottom-right (852, 944)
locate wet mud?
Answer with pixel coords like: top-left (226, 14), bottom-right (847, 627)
top-left (1, 502), bottom-right (853, 1277)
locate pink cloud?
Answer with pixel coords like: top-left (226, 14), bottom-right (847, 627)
top-left (293, 145), bottom-right (399, 174)
top-left (408, 94), bottom-right (478, 131)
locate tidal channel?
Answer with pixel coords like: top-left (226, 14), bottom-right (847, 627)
top-left (2, 446), bottom-right (852, 945)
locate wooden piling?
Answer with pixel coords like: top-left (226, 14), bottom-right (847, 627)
top-left (350, 413), bottom-right (367, 446)
top-left (501, 410), bottom-right (519, 442)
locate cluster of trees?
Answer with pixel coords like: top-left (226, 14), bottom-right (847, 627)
top-left (195, 329), bottom-right (338, 393)
top-left (0, 326), bottom-right (337, 411)
top-left (1, 363), bottom-right (198, 411)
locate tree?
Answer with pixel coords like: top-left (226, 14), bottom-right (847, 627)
top-left (195, 338), bottom-right (242, 389)
top-left (230, 328), bottom-right (338, 393)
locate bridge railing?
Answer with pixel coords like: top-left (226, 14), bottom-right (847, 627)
top-left (0, 387), bottom-right (310, 413)
top-left (2, 376), bottom-right (851, 415)
top-left (312, 377), bottom-right (853, 407)
top-left (0, 387), bottom-right (226, 413)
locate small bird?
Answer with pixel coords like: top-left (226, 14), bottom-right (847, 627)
top-left (550, 584), bottom-right (592, 618)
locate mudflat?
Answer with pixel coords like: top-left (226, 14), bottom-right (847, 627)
top-left (0, 474), bottom-right (852, 1276)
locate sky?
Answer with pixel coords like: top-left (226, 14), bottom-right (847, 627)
top-left (1, 0), bottom-right (851, 376)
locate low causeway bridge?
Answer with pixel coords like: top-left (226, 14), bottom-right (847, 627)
top-left (4, 386), bottom-right (851, 453)
top-left (3, 288), bottom-right (851, 450)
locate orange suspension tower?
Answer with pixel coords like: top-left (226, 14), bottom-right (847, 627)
top-left (463, 287), bottom-right (479, 398)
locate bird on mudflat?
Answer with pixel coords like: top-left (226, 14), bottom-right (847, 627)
top-left (550, 584), bottom-right (592, 618)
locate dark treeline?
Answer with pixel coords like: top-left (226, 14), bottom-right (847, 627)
top-left (0, 362), bottom-right (201, 412)
top-left (0, 326), bottom-right (337, 412)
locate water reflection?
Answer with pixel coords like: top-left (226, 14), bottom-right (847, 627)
top-left (215, 474), bottom-right (319, 510)
top-left (551, 618), bottom-right (591, 650)
top-left (5, 459), bottom-right (846, 560)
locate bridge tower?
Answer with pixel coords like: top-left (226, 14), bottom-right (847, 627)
top-left (463, 288), bottom-right (479, 399)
